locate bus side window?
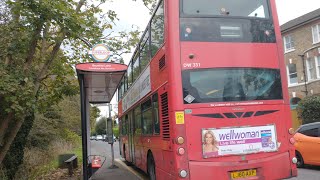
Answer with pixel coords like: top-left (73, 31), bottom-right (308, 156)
top-left (152, 93), bottom-right (160, 134)
top-left (142, 99), bottom-right (153, 135)
top-left (124, 114), bottom-right (128, 135)
top-left (140, 30), bottom-right (150, 72)
top-left (150, 0), bottom-right (164, 58)
top-left (134, 106), bottom-right (142, 135)
top-left (133, 52), bottom-right (140, 83)
top-left (127, 62), bottom-right (133, 88)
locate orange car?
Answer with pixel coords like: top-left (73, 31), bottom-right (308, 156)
top-left (294, 122), bottom-right (320, 167)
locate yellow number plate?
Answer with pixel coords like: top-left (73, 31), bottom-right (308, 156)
top-left (231, 169), bottom-right (257, 179)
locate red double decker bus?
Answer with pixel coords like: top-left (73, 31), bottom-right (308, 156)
top-left (117, 0), bottom-right (297, 179)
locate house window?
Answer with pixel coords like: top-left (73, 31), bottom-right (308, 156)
top-left (283, 35), bottom-right (294, 52)
top-left (316, 56), bottom-right (320, 78)
top-left (312, 24), bottom-right (320, 44)
top-left (306, 58), bottom-right (316, 81)
top-left (287, 64), bottom-right (298, 84)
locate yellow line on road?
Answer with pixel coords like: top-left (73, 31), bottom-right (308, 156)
top-left (114, 159), bottom-right (145, 180)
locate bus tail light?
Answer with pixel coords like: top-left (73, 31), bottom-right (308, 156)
top-left (177, 148), bottom-right (185, 155)
top-left (289, 137), bottom-right (295, 144)
top-left (288, 128), bottom-right (295, 135)
top-left (179, 169), bottom-right (188, 178)
top-left (177, 136), bottom-right (185, 145)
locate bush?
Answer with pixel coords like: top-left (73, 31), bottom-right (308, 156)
top-left (61, 128), bottom-right (81, 145)
top-left (297, 96), bottom-right (320, 124)
top-left (113, 127), bottom-right (119, 138)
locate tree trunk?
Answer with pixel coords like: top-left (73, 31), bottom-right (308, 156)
top-left (23, 20), bottom-right (44, 71)
top-left (34, 37), bottom-right (64, 92)
top-left (0, 117), bottom-right (23, 164)
top-left (0, 112), bottom-right (13, 147)
top-left (3, 113), bottom-right (35, 179)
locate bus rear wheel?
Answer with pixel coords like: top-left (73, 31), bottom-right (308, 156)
top-left (296, 151), bottom-right (304, 168)
top-left (147, 152), bottom-right (156, 180)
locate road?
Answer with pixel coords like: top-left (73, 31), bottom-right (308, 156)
top-left (90, 140), bottom-right (320, 180)
top-left (289, 166), bottom-right (320, 180)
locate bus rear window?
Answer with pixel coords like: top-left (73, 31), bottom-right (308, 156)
top-left (182, 68), bottom-right (283, 104)
top-left (181, 0), bottom-right (270, 18)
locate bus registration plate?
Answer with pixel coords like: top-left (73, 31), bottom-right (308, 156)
top-left (231, 169), bottom-right (256, 179)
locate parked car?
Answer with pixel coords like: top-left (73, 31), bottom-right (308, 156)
top-left (294, 122), bottom-right (320, 167)
top-left (104, 135), bottom-right (117, 142)
top-left (96, 135), bottom-right (104, 141)
top-left (90, 136), bottom-right (96, 140)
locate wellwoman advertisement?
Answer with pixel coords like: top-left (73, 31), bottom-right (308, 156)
top-left (202, 125), bottom-right (278, 158)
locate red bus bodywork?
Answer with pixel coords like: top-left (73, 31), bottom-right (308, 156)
top-left (118, 0), bottom-right (297, 179)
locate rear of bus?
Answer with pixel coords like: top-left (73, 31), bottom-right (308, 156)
top-left (168, 0), bottom-right (297, 179)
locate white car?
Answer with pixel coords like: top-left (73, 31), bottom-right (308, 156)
top-left (90, 136), bottom-right (96, 140)
top-left (96, 135), bottom-right (103, 141)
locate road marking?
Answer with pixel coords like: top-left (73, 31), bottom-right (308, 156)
top-left (114, 159), bottom-right (145, 180)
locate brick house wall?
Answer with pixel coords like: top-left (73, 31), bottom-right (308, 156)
top-left (281, 15), bottom-right (320, 102)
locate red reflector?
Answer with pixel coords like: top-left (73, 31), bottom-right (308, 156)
top-left (178, 148), bottom-right (185, 155)
top-left (289, 137), bottom-right (295, 144)
top-left (92, 156), bottom-right (102, 168)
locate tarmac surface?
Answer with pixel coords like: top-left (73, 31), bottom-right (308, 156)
top-left (89, 140), bottom-right (147, 180)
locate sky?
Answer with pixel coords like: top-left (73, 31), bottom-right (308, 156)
top-left (97, 0), bottom-right (320, 118)
top-left (275, 0), bottom-right (319, 25)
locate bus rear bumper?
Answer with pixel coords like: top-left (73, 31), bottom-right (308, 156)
top-left (188, 152), bottom-right (295, 180)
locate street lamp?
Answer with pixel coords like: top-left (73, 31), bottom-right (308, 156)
top-left (298, 54), bottom-right (308, 96)
top-left (298, 45), bottom-right (320, 97)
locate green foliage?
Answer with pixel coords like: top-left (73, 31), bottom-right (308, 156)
top-left (95, 117), bottom-right (107, 135)
top-left (113, 127), bottom-right (119, 138)
top-left (90, 106), bottom-right (100, 132)
top-left (27, 114), bottom-right (59, 149)
top-left (0, 65), bottom-right (36, 116)
top-left (297, 96), bottom-right (320, 124)
top-left (0, 167), bottom-right (8, 180)
top-left (61, 128), bottom-right (81, 145)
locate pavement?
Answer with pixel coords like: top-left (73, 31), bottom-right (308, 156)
top-left (89, 141), bottom-right (148, 180)
top-left (90, 158), bottom-right (146, 180)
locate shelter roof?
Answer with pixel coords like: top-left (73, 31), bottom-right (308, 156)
top-left (76, 62), bottom-right (127, 103)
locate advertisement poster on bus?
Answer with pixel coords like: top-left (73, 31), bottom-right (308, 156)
top-left (122, 66), bottom-right (151, 112)
top-left (202, 125), bottom-right (277, 158)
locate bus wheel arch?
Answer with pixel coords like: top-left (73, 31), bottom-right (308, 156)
top-left (295, 150), bottom-right (304, 168)
top-left (147, 150), bottom-right (156, 180)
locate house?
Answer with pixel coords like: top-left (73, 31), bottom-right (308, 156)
top-left (281, 8), bottom-right (320, 105)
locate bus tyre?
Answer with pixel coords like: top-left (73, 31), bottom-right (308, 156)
top-left (296, 151), bottom-right (304, 168)
top-left (147, 153), bottom-right (156, 180)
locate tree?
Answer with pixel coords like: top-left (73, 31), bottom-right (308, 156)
top-left (95, 117), bottom-right (107, 135)
top-left (0, 0), bottom-right (155, 168)
top-left (297, 96), bottom-right (320, 124)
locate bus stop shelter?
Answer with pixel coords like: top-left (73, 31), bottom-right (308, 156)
top-left (76, 62), bottom-right (127, 180)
